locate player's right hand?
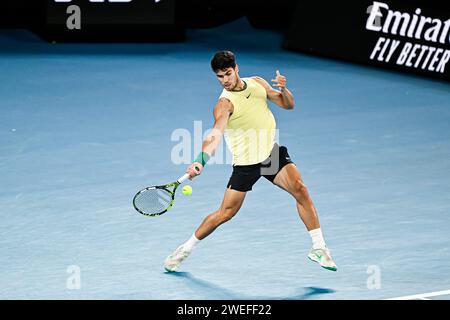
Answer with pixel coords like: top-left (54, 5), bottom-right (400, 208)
top-left (186, 162), bottom-right (203, 180)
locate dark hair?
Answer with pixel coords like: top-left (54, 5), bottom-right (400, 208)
top-left (211, 51), bottom-right (236, 72)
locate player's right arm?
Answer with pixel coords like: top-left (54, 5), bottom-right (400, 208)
top-left (186, 98), bottom-right (233, 179)
top-left (203, 98), bottom-right (233, 156)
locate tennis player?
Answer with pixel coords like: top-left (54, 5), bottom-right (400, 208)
top-left (165, 51), bottom-right (337, 272)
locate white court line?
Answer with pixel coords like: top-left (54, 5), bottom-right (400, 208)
top-left (386, 289), bottom-right (450, 300)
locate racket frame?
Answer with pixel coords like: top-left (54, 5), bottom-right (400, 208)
top-left (132, 173), bottom-right (191, 216)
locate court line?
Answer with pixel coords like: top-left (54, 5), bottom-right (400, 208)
top-left (386, 289), bottom-right (450, 300)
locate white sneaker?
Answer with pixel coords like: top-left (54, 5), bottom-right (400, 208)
top-left (164, 244), bottom-right (191, 272)
top-left (308, 247), bottom-right (337, 272)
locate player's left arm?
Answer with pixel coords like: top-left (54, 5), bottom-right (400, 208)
top-left (252, 71), bottom-right (295, 110)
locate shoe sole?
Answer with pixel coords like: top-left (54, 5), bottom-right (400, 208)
top-left (308, 255), bottom-right (337, 272)
top-left (164, 261), bottom-right (178, 272)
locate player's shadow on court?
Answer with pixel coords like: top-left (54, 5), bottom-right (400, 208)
top-left (166, 272), bottom-right (335, 300)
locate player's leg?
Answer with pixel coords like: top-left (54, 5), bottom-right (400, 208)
top-left (164, 187), bottom-right (246, 272)
top-left (273, 163), bottom-right (337, 271)
top-left (273, 163), bottom-right (320, 231)
top-left (195, 187), bottom-right (246, 239)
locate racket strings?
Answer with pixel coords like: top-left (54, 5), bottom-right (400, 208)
top-left (134, 188), bottom-right (173, 214)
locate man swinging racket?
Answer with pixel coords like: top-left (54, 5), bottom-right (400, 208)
top-left (164, 50), bottom-right (337, 272)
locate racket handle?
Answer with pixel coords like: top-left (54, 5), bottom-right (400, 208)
top-left (177, 173), bottom-right (191, 184)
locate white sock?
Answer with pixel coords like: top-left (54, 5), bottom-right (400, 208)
top-left (309, 228), bottom-right (326, 249)
top-left (183, 233), bottom-right (201, 252)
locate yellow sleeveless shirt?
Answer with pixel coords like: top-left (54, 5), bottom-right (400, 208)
top-left (220, 77), bottom-right (276, 166)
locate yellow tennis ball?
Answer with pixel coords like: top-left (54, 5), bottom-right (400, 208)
top-left (182, 185), bottom-right (192, 196)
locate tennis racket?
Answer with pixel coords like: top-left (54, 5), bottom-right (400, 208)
top-left (132, 172), bottom-right (191, 217)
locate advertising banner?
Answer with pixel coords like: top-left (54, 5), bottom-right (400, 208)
top-left (45, 0), bottom-right (181, 41)
top-left (284, 1), bottom-right (450, 81)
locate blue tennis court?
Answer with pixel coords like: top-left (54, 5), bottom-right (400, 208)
top-left (1, 18), bottom-right (449, 300)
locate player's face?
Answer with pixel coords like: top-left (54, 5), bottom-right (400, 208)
top-left (215, 67), bottom-right (238, 91)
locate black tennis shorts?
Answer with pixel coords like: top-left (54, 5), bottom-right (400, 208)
top-left (226, 143), bottom-right (294, 192)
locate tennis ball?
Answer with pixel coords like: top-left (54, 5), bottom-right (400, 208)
top-left (182, 185), bottom-right (193, 196)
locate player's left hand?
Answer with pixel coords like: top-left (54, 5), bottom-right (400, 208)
top-left (271, 70), bottom-right (286, 92)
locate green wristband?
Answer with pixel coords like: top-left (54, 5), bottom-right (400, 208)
top-left (194, 151), bottom-right (210, 167)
